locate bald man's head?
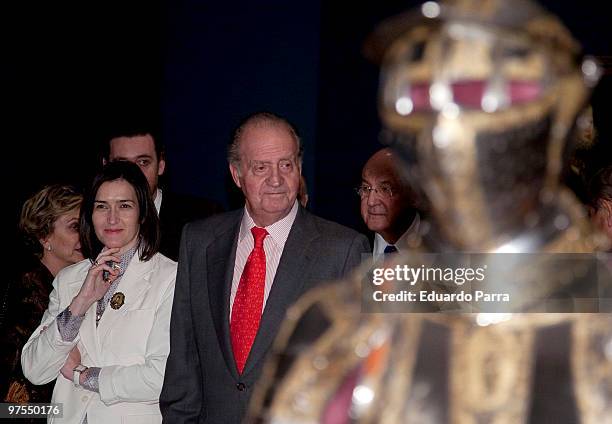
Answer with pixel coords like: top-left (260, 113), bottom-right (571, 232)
top-left (359, 148), bottom-right (417, 243)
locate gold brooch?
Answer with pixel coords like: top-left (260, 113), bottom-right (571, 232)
top-left (110, 292), bottom-right (125, 310)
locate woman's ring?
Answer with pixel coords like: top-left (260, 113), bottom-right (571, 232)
top-left (94, 260), bottom-right (99, 267)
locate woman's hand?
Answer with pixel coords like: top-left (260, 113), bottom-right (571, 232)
top-left (68, 248), bottom-right (121, 316)
top-left (60, 346), bottom-right (81, 381)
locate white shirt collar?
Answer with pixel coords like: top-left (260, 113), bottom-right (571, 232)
top-left (239, 200), bottom-right (299, 250)
top-left (373, 212), bottom-right (420, 258)
top-left (153, 188), bottom-right (162, 214)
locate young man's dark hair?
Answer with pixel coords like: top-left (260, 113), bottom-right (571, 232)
top-left (98, 115), bottom-right (223, 261)
top-left (100, 114), bottom-right (164, 162)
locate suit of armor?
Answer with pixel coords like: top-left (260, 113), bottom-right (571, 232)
top-left (247, 1), bottom-right (612, 423)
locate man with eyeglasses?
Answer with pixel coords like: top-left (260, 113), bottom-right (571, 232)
top-left (160, 111), bottom-right (370, 423)
top-left (358, 148), bottom-right (420, 258)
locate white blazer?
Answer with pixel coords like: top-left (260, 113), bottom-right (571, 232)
top-left (21, 253), bottom-right (177, 424)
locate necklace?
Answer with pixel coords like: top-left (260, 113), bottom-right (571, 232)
top-left (96, 299), bottom-right (106, 325)
top-left (94, 246), bottom-right (135, 325)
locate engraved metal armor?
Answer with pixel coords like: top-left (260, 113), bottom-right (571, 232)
top-left (248, 1), bottom-right (612, 423)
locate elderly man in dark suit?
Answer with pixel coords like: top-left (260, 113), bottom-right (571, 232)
top-left (160, 112), bottom-right (370, 423)
top-left (358, 148), bottom-right (421, 258)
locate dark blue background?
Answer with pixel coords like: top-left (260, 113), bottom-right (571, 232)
top-left (4, 0), bottom-right (611, 241)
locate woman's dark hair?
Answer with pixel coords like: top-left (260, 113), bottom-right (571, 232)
top-left (80, 161), bottom-right (160, 261)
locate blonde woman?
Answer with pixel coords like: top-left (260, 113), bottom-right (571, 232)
top-left (1, 184), bottom-right (83, 406)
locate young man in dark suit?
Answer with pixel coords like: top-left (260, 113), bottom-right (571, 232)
top-left (102, 123), bottom-right (223, 261)
top-left (160, 112), bottom-right (370, 423)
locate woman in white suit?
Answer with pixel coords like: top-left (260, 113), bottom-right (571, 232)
top-left (22, 161), bottom-right (177, 424)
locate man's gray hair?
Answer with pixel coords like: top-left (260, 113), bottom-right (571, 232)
top-left (228, 112), bottom-right (303, 167)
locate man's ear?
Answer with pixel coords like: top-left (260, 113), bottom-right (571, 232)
top-left (230, 163), bottom-right (242, 188)
top-left (102, 158), bottom-right (108, 166)
top-left (158, 157), bottom-right (166, 176)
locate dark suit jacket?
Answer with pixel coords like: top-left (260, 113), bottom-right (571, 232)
top-left (159, 190), bottom-right (223, 261)
top-left (160, 206), bottom-right (370, 423)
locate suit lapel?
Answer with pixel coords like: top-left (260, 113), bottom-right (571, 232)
top-left (207, 214), bottom-right (242, 379)
top-left (96, 255), bottom-right (154, 345)
top-left (243, 208), bottom-right (319, 376)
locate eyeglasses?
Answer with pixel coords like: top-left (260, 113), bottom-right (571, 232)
top-left (355, 184), bottom-right (394, 199)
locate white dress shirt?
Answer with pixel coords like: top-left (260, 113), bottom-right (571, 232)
top-left (230, 200), bottom-right (299, 316)
top-left (373, 212), bottom-right (420, 259)
top-left (153, 188), bottom-right (162, 214)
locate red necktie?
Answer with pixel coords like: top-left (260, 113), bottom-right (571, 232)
top-left (230, 226), bottom-right (268, 374)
